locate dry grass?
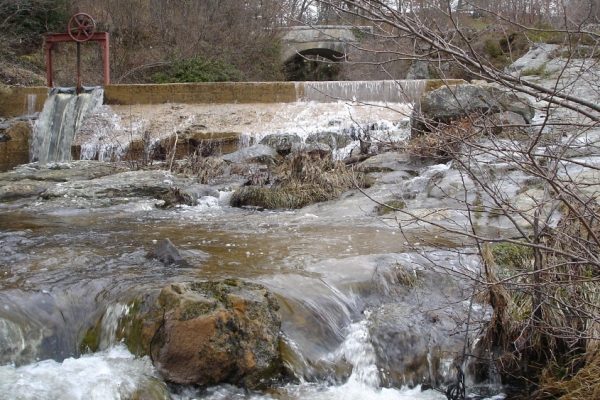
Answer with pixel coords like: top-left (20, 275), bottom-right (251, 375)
top-left (173, 154), bottom-right (227, 184)
top-left (230, 151), bottom-right (369, 209)
top-left (408, 117), bottom-right (478, 159)
top-left (475, 198), bottom-right (600, 396)
top-left (538, 354), bottom-right (600, 399)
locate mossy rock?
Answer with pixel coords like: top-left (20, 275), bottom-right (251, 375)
top-left (120, 280), bottom-right (282, 389)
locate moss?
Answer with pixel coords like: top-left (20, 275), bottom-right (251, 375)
top-left (79, 320), bottom-right (103, 354)
top-left (376, 200), bottom-right (406, 215)
top-left (180, 300), bottom-right (216, 321)
top-left (171, 284), bottom-right (182, 294)
top-left (522, 62), bottom-right (552, 78)
top-left (120, 299), bottom-right (152, 358)
top-left (492, 242), bottom-right (534, 273)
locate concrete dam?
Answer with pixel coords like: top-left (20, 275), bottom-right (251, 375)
top-left (0, 79), bottom-right (464, 171)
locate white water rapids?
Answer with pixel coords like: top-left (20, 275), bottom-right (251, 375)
top-left (0, 321), bottom-right (446, 400)
top-left (0, 80), bottom-right (512, 400)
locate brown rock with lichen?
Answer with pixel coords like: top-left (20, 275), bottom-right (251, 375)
top-left (125, 279), bottom-right (282, 389)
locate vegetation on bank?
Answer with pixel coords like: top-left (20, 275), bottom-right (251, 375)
top-left (230, 152), bottom-right (372, 210)
top-left (4, 1), bottom-right (599, 85)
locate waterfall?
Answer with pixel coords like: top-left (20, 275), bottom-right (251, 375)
top-left (31, 88), bottom-right (104, 164)
top-left (299, 80), bottom-right (427, 104)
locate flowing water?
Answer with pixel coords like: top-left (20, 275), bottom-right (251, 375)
top-left (0, 83), bottom-right (506, 399)
top-left (31, 88), bottom-right (104, 164)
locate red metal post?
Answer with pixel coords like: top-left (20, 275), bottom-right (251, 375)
top-left (45, 32), bottom-right (110, 88)
top-left (45, 42), bottom-right (55, 87)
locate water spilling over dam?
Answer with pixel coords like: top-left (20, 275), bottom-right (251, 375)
top-left (30, 87), bottom-right (103, 164)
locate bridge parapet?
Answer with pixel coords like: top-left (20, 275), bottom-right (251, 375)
top-left (281, 25), bottom-right (372, 62)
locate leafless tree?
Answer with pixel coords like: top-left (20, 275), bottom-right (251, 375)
top-left (297, 0), bottom-right (600, 395)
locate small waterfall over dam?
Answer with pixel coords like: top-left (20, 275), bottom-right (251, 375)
top-left (30, 88), bottom-right (103, 164)
top-left (74, 80), bottom-right (428, 164)
top-left (298, 80), bottom-right (427, 103)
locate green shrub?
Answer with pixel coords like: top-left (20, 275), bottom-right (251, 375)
top-left (484, 39), bottom-right (503, 58)
top-left (153, 56), bottom-right (242, 83)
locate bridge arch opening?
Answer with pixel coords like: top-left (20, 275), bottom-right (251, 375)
top-left (284, 48), bottom-right (346, 81)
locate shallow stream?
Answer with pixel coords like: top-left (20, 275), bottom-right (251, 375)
top-left (0, 181), bottom-right (508, 399)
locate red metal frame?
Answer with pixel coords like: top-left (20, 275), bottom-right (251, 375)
top-left (45, 31), bottom-right (110, 88)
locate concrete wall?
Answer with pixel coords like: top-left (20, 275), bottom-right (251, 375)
top-left (0, 86), bottom-right (48, 118)
top-left (1, 80), bottom-right (467, 114)
top-left (103, 82), bottom-right (300, 105)
top-left (0, 122), bottom-right (31, 172)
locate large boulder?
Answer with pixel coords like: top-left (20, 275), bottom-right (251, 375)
top-left (124, 280), bottom-right (282, 389)
top-left (412, 84), bottom-right (535, 137)
top-left (420, 84), bottom-right (502, 122)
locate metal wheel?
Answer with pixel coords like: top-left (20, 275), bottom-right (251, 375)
top-left (68, 13), bottom-right (96, 42)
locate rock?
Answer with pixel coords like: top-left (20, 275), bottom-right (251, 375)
top-left (221, 144), bottom-right (278, 165)
top-left (306, 131), bottom-right (352, 149)
top-left (0, 133), bottom-right (9, 143)
top-left (39, 169), bottom-right (191, 200)
top-left (507, 43), bottom-right (561, 73)
top-left (146, 238), bottom-right (185, 265)
top-left (260, 134), bottom-right (302, 155)
top-left (360, 152), bottom-right (412, 173)
top-left (182, 184), bottom-right (221, 204)
top-left (290, 142), bottom-right (332, 159)
top-left (406, 60), bottom-right (430, 80)
top-left (472, 111), bottom-right (528, 136)
top-left (0, 161), bottom-right (127, 183)
top-left (0, 180), bottom-right (53, 201)
top-left (484, 87), bottom-right (535, 123)
top-left (124, 280), bottom-right (282, 389)
top-left (366, 262), bottom-right (486, 389)
top-left (421, 84), bottom-right (502, 120)
top-left (412, 84), bottom-right (536, 137)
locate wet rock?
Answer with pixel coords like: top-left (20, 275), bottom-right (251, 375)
top-left (39, 169), bottom-right (192, 200)
top-left (221, 144), bottom-right (278, 165)
top-left (0, 161), bottom-right (127, 183)
top-left (0, 319), bottom-right (28, 365)
top-left (146, 238), bottom-right (185, 265)
top-left (260, 134), bottom-right (302, 155)
top-left (306, 131), bottom-right (352, 150)
top-left (366, 262), bottom-right (487, 389)
top-left (124, 280), bottom-right (282, 389)
top-left (0, 180), bottom-right (53, 201)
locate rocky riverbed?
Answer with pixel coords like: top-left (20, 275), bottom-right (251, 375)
top-left (2, 46), bottom-right (600, 399)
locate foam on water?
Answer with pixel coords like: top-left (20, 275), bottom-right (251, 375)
top-left (0, 344), bottom-right (166, 400)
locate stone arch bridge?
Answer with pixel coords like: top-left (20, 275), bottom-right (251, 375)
top-left (281, 25), bottom-right (371, 63)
